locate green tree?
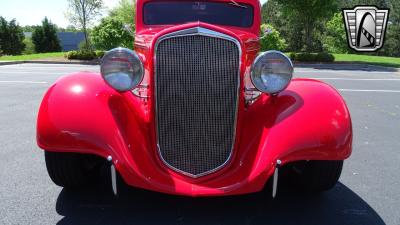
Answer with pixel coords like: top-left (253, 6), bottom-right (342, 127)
top-left (0, 17), bottom-right (11, 55)
top-left (262, 0), bottom-right (283, 27)
top-left (66, 0), bottom-right (104, 49)
top-left (340, 0), bottom-right (389, 8)
top-left (381, 25), bottom-right (400, 57)
top-left (275, 0), bottom-right (338, 52)
top-left (91, 17), bottom-right (132, 50)
top-left (263, 0), bottom-right (399, 55)
top-left (32, 17), bottom-right (62, 53)
top-left (260, 24), bottom-right (287, 51)
top-left (380, 0), bottom-right (400, 56)
top-left (0, 17), bottom-right (25, 55)
top-left (109, 0), bottom-right (136, 48)
top-left (322, 12), bottom-right (349, 53)
top-left (109, 0), bottom-right (135, 28)
top-left (262, 1), bottom-right (304, 52)
top-left (8, 20), bottom-right (26, 55)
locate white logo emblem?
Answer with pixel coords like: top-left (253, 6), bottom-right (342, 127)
top-left (343, 6), bottom-right (390, 52)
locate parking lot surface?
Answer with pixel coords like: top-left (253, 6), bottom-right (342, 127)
top-left (0, 64), bottom-right (399, 225)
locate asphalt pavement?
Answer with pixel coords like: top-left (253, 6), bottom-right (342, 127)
top-left (0, 63), bottom-right (399, 225)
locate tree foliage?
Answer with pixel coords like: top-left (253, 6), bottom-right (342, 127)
top-left (274, 0), bottom-right (338, 52)
top-left (262, 0), bottom-right (400, 56)
top-left (66, 0), bottom-right (104, 48)
top-left (109, 0), bottom-right (136, 48)
top-left (91, 0), bottom-right (135, 50)
top-left (262, 1), bottom-right (318, 52)
top-left (380, 21), bottom-right (400, 57)
top-left (339, 0), bottom-right (389, 8)
top-left (322, 12), bottom-right (349, 53)
top-left (91, 17), bottom-right (132, 50)
top-left (260, 24), bottom-right (287, 51)
top-left (32, 17), bottom-right (62, 53)
top-left (0, 17), bottom-right (26, 55)
top-left (380, 0), bottom-right (400, 57)
top-left (109, 0), bottom-right (136, 30)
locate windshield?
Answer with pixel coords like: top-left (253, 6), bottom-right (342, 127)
top-left (143, 1), bottom-right (254, 28)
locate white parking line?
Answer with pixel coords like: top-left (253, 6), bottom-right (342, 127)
top-left (3, 64), bottom-right (98, 68)
top-left (0, 67), bottom-right (99, 71)
top-left (339, 89), bottom-right (400, 93)
top-left (0, 70), bottom-right (99, 76)
top-left (0, 71), bottom-right (63, 75)
top-left (295, 70), bottom-right (395, 74)
top-left (0, 81), bottom-right (48, 84)
top-left (314, 78), bottom-right (400, 81)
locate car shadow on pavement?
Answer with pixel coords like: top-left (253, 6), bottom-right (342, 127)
top-left (55, 181), bottom-right (385, 225)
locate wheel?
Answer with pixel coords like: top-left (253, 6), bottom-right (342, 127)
top-left (288, 160), bottom-right (344, 192)
top-left (44, 151), bottom-right (96, 188)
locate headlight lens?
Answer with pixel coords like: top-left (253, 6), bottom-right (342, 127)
top-left (101, 48), bottom-right (144, 92)
top-left (250, 51), bottom-right (293, 94)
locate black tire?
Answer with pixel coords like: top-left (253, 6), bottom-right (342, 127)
top-left (45, 151), bottom-right (93, 188)
top-left (288, 160), bottom-right (344, 192)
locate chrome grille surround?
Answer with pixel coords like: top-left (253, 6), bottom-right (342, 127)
top-left (154, 27), bottom-right (241, 178)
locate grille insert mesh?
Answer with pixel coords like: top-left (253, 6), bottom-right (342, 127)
top-left (156, 34), bottom-right (240, 177)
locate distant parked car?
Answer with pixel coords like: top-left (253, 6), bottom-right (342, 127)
top-left (37, 0), bottom-right (352, 197)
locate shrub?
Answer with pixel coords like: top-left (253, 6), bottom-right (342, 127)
top-left (259, 24), bottom-right (287, 51)
top-left (288, 52), bottom-right (296, 61)
top-left (294, 52), bottom-right (317, 62)
top-left (95, 50), bottom-right (105, 59)
top-left (290, 52), bottom-right (335, 62)
top-left (316, 52), bottom-right (335, 62)
top-left (65, 50), bottom-right (97, 60)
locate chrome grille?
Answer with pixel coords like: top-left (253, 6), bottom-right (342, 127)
top-left (155, 28), bottom-right (240, 177)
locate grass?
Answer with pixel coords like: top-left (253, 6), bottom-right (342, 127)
top-left (0, 52), bottom-right (64, 61)
top-left (334, 54), bottom-right (400, 68)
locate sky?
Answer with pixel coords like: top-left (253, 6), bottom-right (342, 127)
top-left (0, 0), bottom-right (268, 28)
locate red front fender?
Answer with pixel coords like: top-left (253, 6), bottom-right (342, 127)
top-left (242, 78), bottom-right (352, 181)
top-left (37, 72), bottom-right (352, 196)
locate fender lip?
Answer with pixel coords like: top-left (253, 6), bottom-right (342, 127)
top-left (37, 73), bottom-right (352, 197)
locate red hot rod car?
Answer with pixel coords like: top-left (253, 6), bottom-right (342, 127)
top-left (37, 0), bottom-right (352, 197)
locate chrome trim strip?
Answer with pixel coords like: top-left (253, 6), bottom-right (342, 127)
top-left (154, 27), bottom-right (242, 178)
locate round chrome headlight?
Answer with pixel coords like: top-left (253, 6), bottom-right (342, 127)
top-left (251, 51), bottom-right (293, 95)
top-left (101, 48), bottom-right (144, 92)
